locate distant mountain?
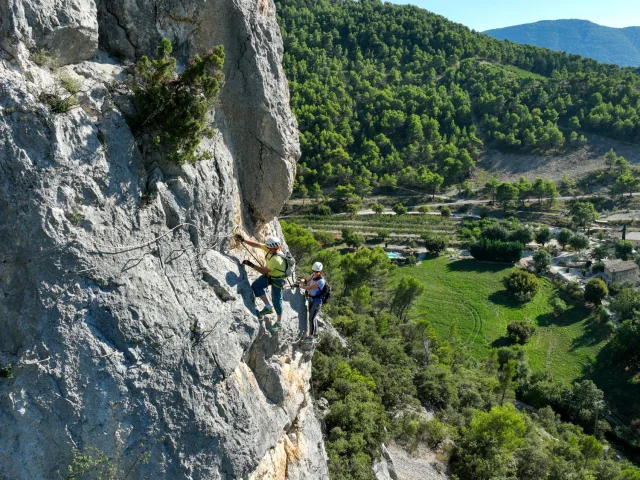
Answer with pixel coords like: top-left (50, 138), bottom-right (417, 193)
top-left (485, 19), bottom-right (640, 67)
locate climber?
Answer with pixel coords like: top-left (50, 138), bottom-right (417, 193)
top-left (236, 233), bottom-right (286, 332)
top-left (297, 262), bottom-right (326, 343)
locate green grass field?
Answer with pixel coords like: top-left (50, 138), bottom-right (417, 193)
top-left (395, 256), bottom-right (640, 421)
top-left (395, 257), bottom-right (605, 383)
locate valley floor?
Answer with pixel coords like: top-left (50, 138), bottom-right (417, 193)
top-left (394, 257), bottom-right (640, 421)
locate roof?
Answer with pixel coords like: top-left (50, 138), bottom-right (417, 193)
top-left (625, 232), bottom-right (640, 241)
top-left (604, 260), bottom-right (639, 273)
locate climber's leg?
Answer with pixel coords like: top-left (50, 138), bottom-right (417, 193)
top-left (270, 279), bottom-right (284, 324)
top-left (252, 276), bottom-right (274, 316)
top-left (308, 301), bottom-right (321, 337)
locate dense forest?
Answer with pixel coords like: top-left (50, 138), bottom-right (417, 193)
top-left (275, 0), bottom-right (640, 194)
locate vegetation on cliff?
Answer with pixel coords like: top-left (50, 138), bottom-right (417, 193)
top-left (284, 223), bottom-right (640, 479)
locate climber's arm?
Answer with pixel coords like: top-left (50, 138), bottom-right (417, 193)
top-left (242, 260), bottom-right (272, 276)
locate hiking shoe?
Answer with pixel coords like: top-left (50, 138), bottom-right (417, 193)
top-left (256, 306), bottom-right (275, 317)
top-left (268, 322), bottom-right (282, 333)
top-left (302, 337), bottom-right (314, 344)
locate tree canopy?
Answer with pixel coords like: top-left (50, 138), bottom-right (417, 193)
top-left (277, 0), bottom-right (640, 192)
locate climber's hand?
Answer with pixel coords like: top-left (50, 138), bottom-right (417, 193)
top-left (235, 233), bottom-right (245, 243)
top-left (242, 259), bottom-right (256, 268)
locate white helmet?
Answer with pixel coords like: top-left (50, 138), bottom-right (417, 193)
top-left (265, 236), bottom-right (281, 248)
top-left (312, 261), bottom-right (323, 272)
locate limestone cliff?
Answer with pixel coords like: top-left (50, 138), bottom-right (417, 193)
top-left (0, 1), bottom-right (328, 478)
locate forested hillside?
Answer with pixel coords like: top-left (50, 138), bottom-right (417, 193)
top-left (486, 20), bottom-right (640, 68)
top-left (275, 0), bottom-right (640, 194)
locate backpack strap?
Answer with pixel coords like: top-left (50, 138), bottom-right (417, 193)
top-left (266, 252), bottom-right (287, 279)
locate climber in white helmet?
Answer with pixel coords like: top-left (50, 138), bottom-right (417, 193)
top-left (297, 261), bottom-right (326, 343)
top-left (235, 233), bottom-right (286, 332)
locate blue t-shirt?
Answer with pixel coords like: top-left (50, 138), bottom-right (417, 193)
top-left (308, 278), bottom-right (326, 303)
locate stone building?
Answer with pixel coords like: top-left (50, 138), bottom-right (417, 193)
top-left (624, 232), bottom-right (640, 248)
top-left (604, 260), bottom-right (640, 284)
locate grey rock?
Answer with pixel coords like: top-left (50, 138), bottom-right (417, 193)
top-left (374, 442), bottom-right (450, 480)
top-left (96, 0), bottom-right (299, 223)
top-left (0, 0), bottom-right (98, 65)
top-left (0, 1), bottom-right (325, 478)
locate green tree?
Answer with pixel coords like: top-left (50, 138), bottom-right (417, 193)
top-left (422, 234), bottom-right (449, 255)
top-left (591, 245), bottom-right (609, 261)
top-left (498, 360), bottom-right (518, 405)
top-left (605, 149), bottom-right (618, 170)
top-left (452, 405), bottom-right (526, 480)
top-left (569, 116), bottom-right (581, 130)
top-left (340, 247), bottom-right (393, 294)
top-left (581, 435), bottom-right (604, 469)
top-left (335, 184), bottom-right (356, 200)
top-left (615, 174), bottom-right (640, 197)
top-left (503, 270), bottom-right (540, 301)
top-left (440, 206), bottom-right (452, 217)
top-left (280, 220), bottom-right (321, 264)
top-left (507, 321), bottom-right (536, 345)
top-left (310, 182), bottom-right (323, 201)
top-left (377, 230), bottom-right (390, 244)
top-left (296, 183), bottom-right (309, 204)
top-left (517, 176), bottom-right (532, 205)
top-left (341, 228), bottom-right (365, 249)
top-left (557, 228), bottom-right (573, 250)
top-left (615, 240), bottom-right (634, 260)
top-left (533, 249), bottom-right (552, 273)
top-left (610, 319), bottom-right (640, 370)
top-left (484, 176), bottom-right (500, 203)
top-left (535, 226), bottom-right (552, 246)
top-left (131, 39), bottom-right (225, 164)
top-left (569, 232), bottom-right (589, 252)
top-left (496, 182), bottom-right (519, 211)
top-left (561, 174), bottom-right (577, 195)
top-left (610, 288), bottom-right (640, 320)
top-left (532, 178), bottom-right (546, 204)
top-left (509, 226), bottom-right (534, 245)
top-left (313, 231), bottom-right (335, 247)
top-left (584, 278), bottom-right (608, 304)
top-left (483, 224), bottom-right (509, 241)
top-left (543, 179), bottom-right (558, 205)
top-left (571, 202), bottom-right (598, 231)
top-left (563, 380), bottom-right (605, 427)
top-left (391, 277), bottom-right (425, 320)
top-left (372, 203), bottom-right (385, 214)
top-left (393, 203), bottom-right (408, 215)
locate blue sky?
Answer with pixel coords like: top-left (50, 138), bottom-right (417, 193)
top-left (386, 0), bottom-right (640, 31)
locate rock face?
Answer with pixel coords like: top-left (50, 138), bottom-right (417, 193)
top-left (0, 0), bottom-right (99, 65)
top-left (0, 1), bottom-right (326, 479)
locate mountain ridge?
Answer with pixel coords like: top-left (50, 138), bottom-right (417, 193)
top-left (485, 19), bottom-right (640, 66)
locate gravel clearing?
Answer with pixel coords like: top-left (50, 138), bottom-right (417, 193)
top-left (478, 134), bottom-right (640, 183)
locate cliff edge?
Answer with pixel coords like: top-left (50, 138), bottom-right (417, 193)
top-left (0, 1), bottom-right (327, 478)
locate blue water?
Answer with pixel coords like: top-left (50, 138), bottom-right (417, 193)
top-left (387, 252), bottom-right (403, 259)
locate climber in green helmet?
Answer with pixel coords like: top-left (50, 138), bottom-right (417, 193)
top-left (236, 233), bottom-right (286, 332)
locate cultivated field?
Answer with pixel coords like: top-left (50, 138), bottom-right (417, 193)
top-left (394, 257), bottom-right (601, 382)
top-left (394, 256), bottom-right (640, 421)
